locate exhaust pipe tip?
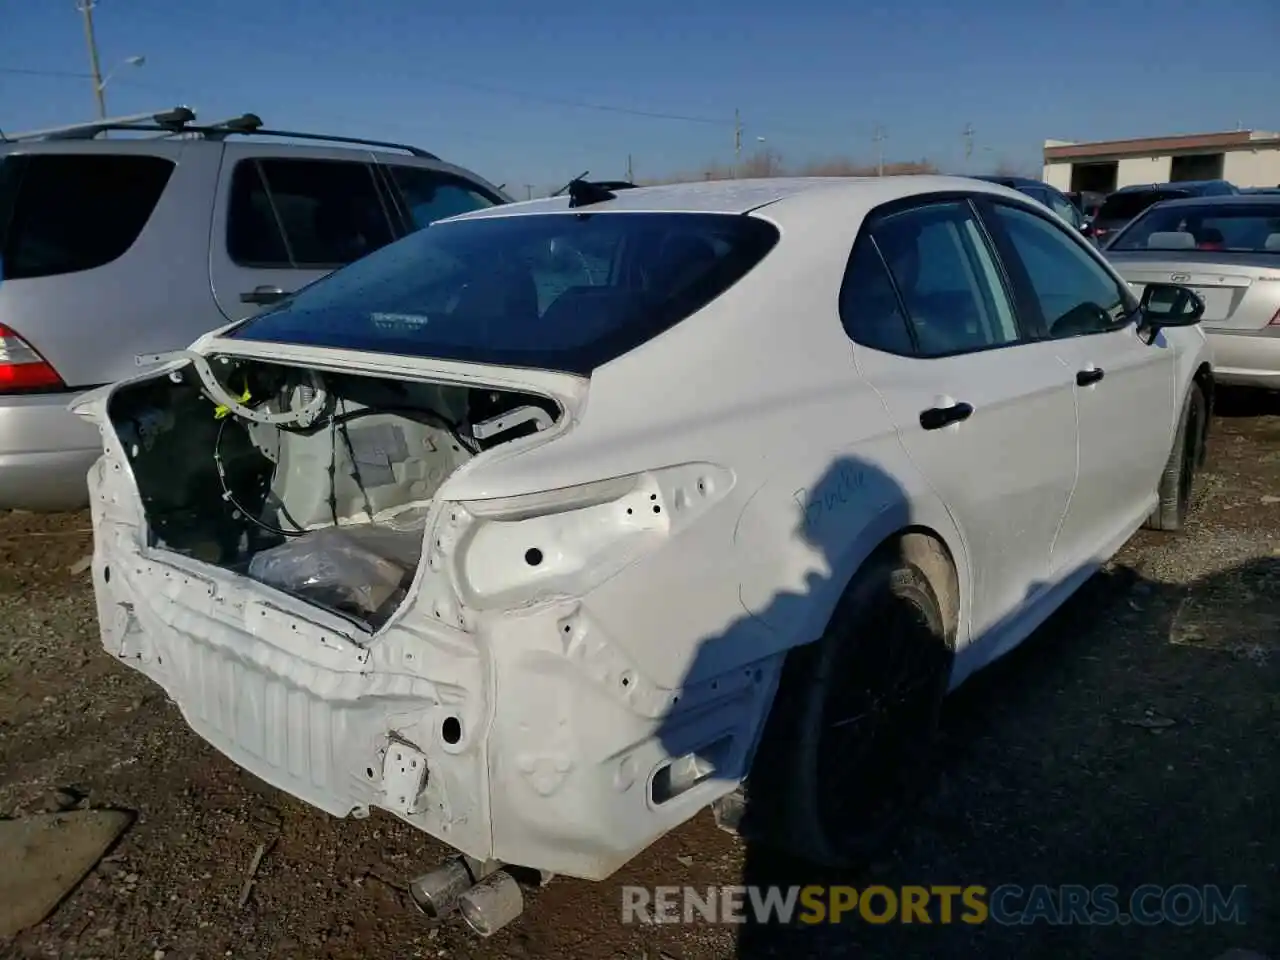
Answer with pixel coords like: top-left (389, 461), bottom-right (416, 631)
top-left (457, 871), bottom-right (524, 938)
top-left (408, 857), bottom-right (474, 919)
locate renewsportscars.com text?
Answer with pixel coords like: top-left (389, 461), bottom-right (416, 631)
top-left (621, 884), bottom-right (1250, 926)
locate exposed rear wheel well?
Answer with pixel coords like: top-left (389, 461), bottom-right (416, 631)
top-left (868, 527), bottom-right (960, 645)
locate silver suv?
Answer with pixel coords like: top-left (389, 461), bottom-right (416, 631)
top-left (0, 107), bottom-right (510, 510)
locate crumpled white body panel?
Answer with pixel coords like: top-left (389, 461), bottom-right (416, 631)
top-left (84, 412), bottom-right (788, 881)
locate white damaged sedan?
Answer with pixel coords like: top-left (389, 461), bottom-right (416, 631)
top-left (74, 175), bottom-right (1213, 931)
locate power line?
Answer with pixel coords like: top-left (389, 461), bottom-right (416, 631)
top-left (0, 66), bottom-right (94, 78)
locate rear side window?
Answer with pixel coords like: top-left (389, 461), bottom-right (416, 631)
top-left (230, 211), bottom-right (780, 374)
top-left (385, 166), bottom-right (500, 231)
top-left (226, 158), bottom-right (396, 269)
top-left (0, 153), bottom-right (174, 281)
top-left (871, 201), bottom-right (1020, 356)
top-left (839, 238), bottom-right (915, 355)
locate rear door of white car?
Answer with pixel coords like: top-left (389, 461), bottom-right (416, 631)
top-left (980, 199), bottom-right (1174, 572)
top-left (842, 196), bottom-right (1078, 640)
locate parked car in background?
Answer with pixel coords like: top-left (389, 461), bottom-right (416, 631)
top-left (1105, 194), bottom-right (1280, 390)
top-left (971, 175), bottom-right (1085, 230)
top-left (77, 174), bottom-right (1212, 935)
top-left (1085, 180), bottom-right (1238, 247)
top-left (1241, 186), bottom-right (1280, 195)
top-left (0, 107), bottom-right (510, 511)
top-left (1068, 189), bottom-right (1106, 221)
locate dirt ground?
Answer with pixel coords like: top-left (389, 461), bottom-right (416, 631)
top-left (1, 390), bottom-right (1276, 960)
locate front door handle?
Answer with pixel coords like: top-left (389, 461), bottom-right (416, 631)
top-left (1076, 367), bottom-right (1105, 387)
top-left (920, 401), bottom-right (974, 431)
top-left (240, 285), bottom-right (290, 305)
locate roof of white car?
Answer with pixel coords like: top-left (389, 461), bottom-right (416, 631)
top-left (448, 174), bottom-right (1022, 220)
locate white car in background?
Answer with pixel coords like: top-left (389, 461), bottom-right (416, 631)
top-left (75, 174), bottom-right (1213, 936)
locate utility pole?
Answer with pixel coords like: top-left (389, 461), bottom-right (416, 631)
top-left (872, 125), bottom-right (886, 176)
top-left (524, 184), bottom-right (533, 200)
top-left (962, 123), bottom-right (975, 172)
top-left (626, 154), bottom-right (634, 183)
top-left (77, 0), bottom-right (107, 119)
top-left (733, 108), bottom-right (742, 179)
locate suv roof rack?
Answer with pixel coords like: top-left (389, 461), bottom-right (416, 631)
top-left (0, 106), bottom-right (438, 160)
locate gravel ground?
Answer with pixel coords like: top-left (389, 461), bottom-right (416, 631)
top-left (0, 390), bottom-right (1277, 960)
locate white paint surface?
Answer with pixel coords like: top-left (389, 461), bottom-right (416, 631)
top-left (77, 175), bottom-right (1213, 882)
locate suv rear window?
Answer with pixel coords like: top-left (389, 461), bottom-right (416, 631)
top-left (230, 211), bottom-right (780, 374)
top-left (1097, 189), bottom-right (1191, 223)
top-left (0, 153), bottom-right (174, 281)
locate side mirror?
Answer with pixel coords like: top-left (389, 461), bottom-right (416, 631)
top-left (1138, 282), bottom-right (1204, 337)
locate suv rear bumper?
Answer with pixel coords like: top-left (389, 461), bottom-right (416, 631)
top-left (0, 391), bottom-right (101, 510)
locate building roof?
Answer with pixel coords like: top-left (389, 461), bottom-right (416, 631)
top-left (1044, 130), bottom-right (1280, 163)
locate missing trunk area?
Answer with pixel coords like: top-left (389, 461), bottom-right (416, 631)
top-left (108, 355), bottom-right (563, 629)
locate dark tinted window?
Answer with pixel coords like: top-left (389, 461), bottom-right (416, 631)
top-left (1045, 189), bottom-right (1081, 226)
top-left (839, 238), bottom-right (914, 355)
top-left (1109, 203), bottom-right (1280, 253)
top-left (1097, 189), bottom-right (1190, 223)
top-left (227, 158), bottom-right (395, 269)
top-left (989, 202), bottom-right (1129, 337)
top-left (386, 166), bottom-right (500, 231)
top-left (230, 212), bottom-right (779, 374)
top-left (0, 153), bottom-right (174, 281)
top-left (871, 201), bottom-right (1019, 356)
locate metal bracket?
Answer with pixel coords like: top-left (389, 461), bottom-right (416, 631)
top-left (381, 741), bottom-right (429, 816)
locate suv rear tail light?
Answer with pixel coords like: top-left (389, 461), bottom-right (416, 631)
top-left (0, 324), bottom-right (66, 393)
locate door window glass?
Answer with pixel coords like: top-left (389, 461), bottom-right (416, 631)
top-left (872, 201), bottom-right (1019, 356)
top-left (989, 202), bottom-right (1129, 338)
top-left (227, 158), bottom-right (395, 269)
top-left (386, 166), bottom-right (500, 231)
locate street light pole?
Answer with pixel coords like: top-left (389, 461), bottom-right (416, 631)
top-left (77, 0), bottom-right (107, 119)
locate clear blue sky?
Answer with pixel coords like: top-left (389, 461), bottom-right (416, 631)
top-left (2, 0), bottom-right (1277, 191)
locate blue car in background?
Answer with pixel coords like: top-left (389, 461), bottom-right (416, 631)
top-left (970, 175), bottom-right (1086, 231)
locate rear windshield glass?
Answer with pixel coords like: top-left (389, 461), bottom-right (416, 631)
top-left (229, 211), bottom-right (780, 374)
top-left (1096, 189), bottom-right (1190, 223)
top-left (1109, 203), bottom-right (1280, 253)
top-left (0, 153), bottom-right (174, 280)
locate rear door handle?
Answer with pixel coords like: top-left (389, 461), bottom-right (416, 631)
top-left (1076, 367), bottom-right (1105, 387)
top-left (919, 402), bottom-right (974, 431)
top-left (240, 285), bottom-right (290, 305)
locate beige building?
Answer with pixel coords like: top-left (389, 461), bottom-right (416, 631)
top-left (1042, 130), bottom-right (1280, 193)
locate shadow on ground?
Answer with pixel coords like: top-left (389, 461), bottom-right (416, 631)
top-left (1212, 386), bottom-right (1280, 420)
top-left (731, 552), bottom-right (1277, 958)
